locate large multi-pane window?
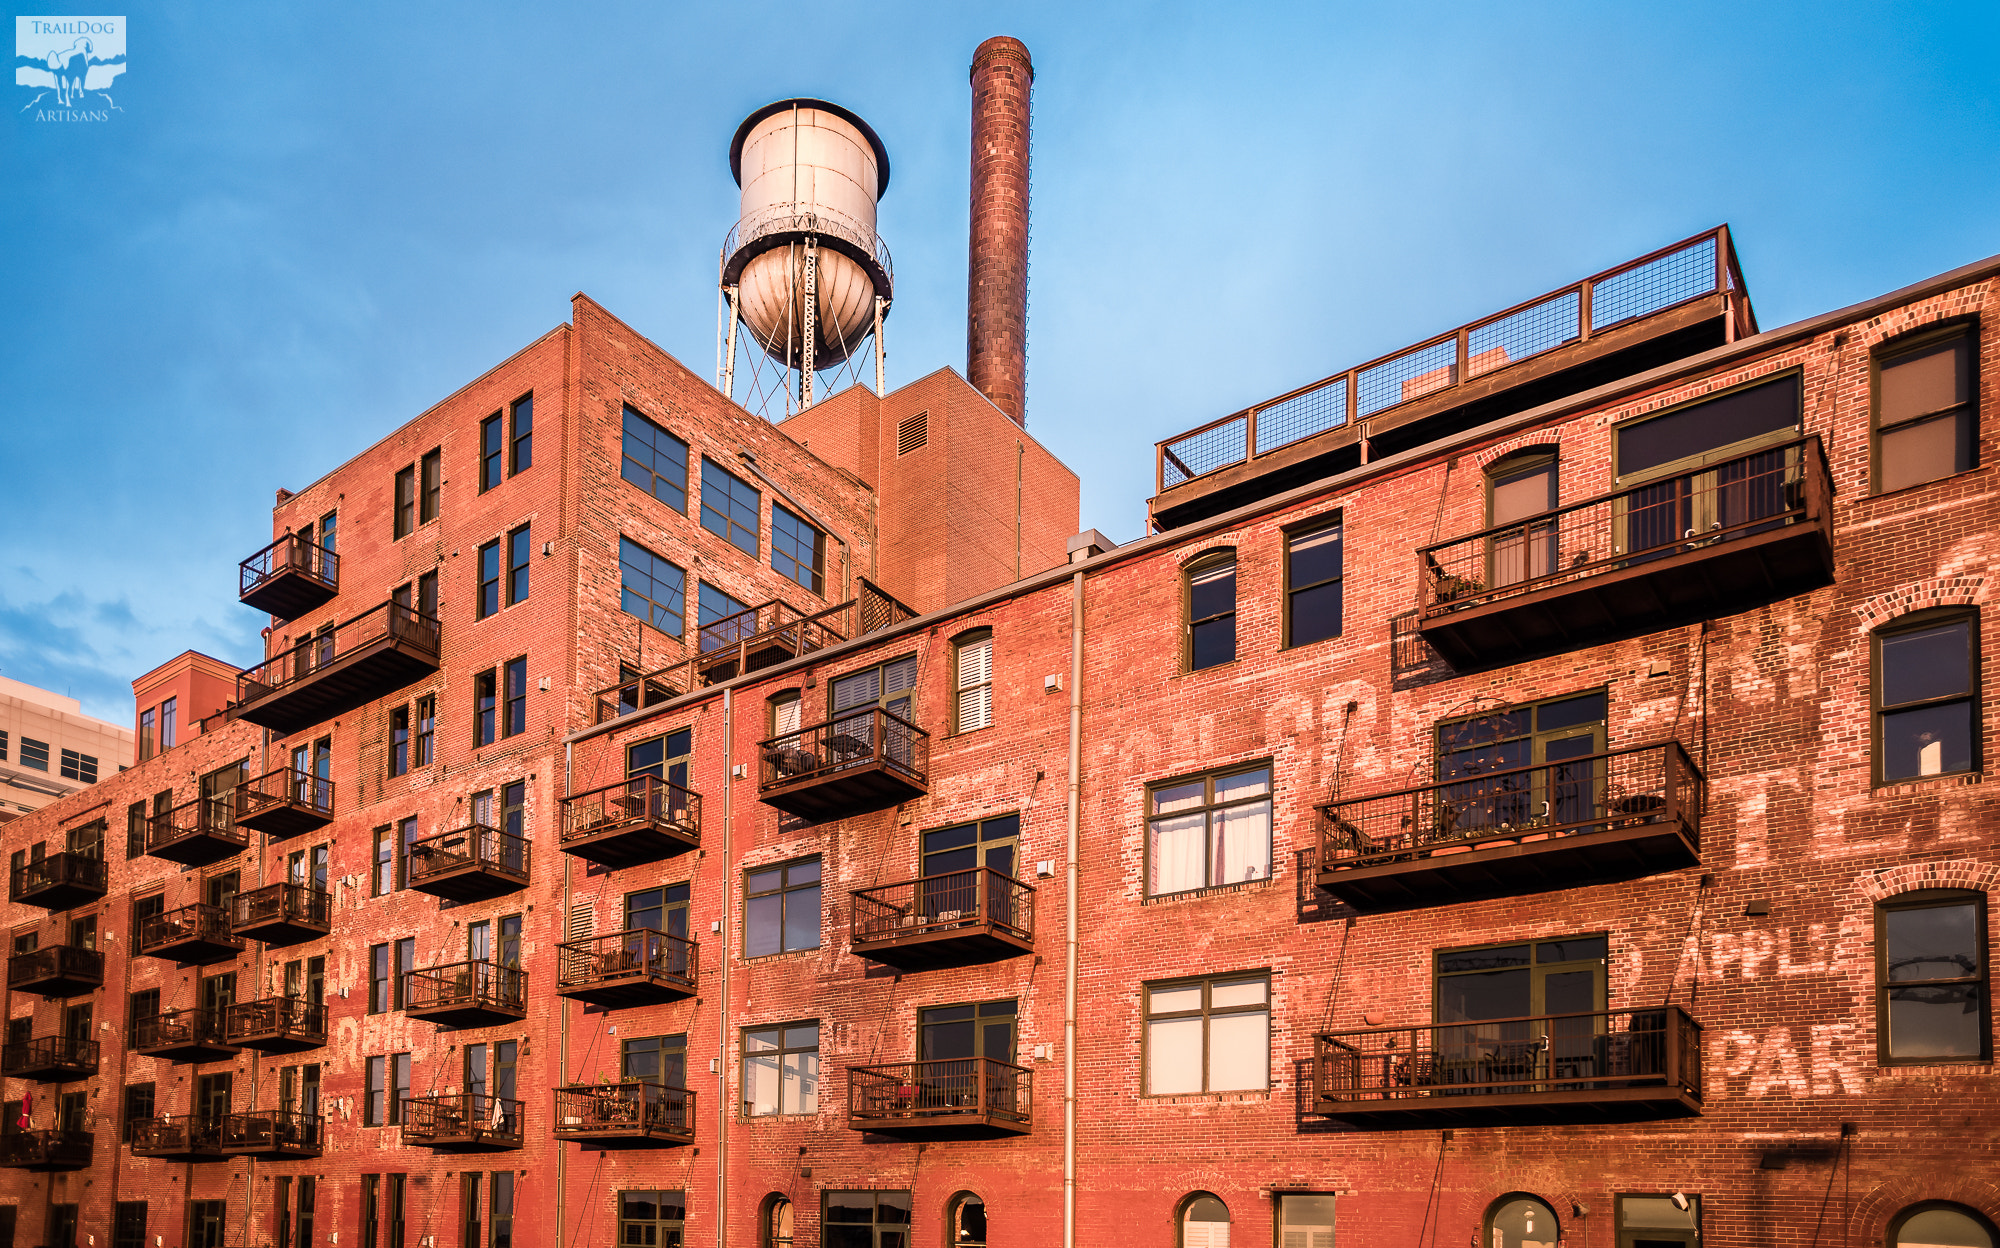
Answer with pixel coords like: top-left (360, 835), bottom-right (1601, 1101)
top-left (743, 1023), bottom-right (818, 1116)
top-left (18, 738), bottom-right (48, 772)
top-left (697, 582), bottom-right (751, 651)
top-left (1185, 551), bottom-right (1236, 671)
top-left (1146, 764), bottom-right (1272, 896)
top-left (121, 1082), bottom-right (153, 1143)
top-left (772, 503), bottom-right (824, 594)
top-left (1144, 974), bottom-right (1269, 1094)
top-left (1877, 890), bottom-right (1988, 1063)
top-left (114, 1202), bottom-right (148, 1248)
top-left (824, 1192), bottom-right (911, 1248)
top-left (701, 457), bottom-right (761, 555)
top-left (620, 537), bottom-right (686, 636)
top-left (1276, 1194), bottom-right (1336, 1248)
top-left (1875, 324), bottom-right (1976, 494)
top-left (621, 406), bottom-right (688, 512)
top-left (1285, 518), bottom-right (1344, 647)
top-left (629, 728), bottom-right (692, 790)
top-left (621, 1033), bottom-right (687, 1087)
top-left (1435, 936), bottom-right (1607, 1023)
top-left (617, 1192), bottom-right (685, 1247)
top-left (1433, 690), bottom-right (1608, 829)
top-left (59, 749), bottom-right (97, 783)
top-left (745, 858), bottom-right (820, 957)
top-left (1875, 612), bottom-right (1979, 783)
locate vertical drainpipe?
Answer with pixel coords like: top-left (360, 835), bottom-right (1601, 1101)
top-left (1064, 563), bottom-right (1084, 1248)
top-left (717, 687), bottom-right (733, 1247)
top-left (558, 741), bottom-right (572, 1240)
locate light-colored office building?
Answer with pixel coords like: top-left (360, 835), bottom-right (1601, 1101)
top-left (0, 676), bottom-right (133, 823)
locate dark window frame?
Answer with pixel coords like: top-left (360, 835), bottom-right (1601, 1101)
top-left (510, 394), bottom-right (534, 475)
top-left (1886, 1201), bottom-right (2000, 1248)
top-left (1432, 934), bottom-right (1610, 1023)
top-left (701, 456), bottom-right (762, 556)
top-left (413, 695), bottom-right (435, 768)
top-left (621, 405), bottom-right (689, 513)
top-left (1875, 888), bottom-right (1990, 1066)
top-left (502, 657), bottom-right (528, 738)
top-left (388, 705), bottom-right (410, 778)
top-left (771, 503), bottom-right (825, 595)
top-left (742, 1022), bottom-right (820, 1118)
top-left (616, 1191), bottom-right (687, 1246)
top-left (1872, 608), bottom-right (1981, 786)
top-left (821, 1190), bottom-right (912, 1248)
top-left (1184, 549), bottom-right (1238, 672)
top-left (1141, 971), bottom-right (1271, 1096)
top-left (743, 857), bottom-right (822, 958)
top-left (506, 525), bottom-right (531, 606)
top-left (474, 670), bottom-right (498, 746)
top-left (619, 536), bottom-right (687, 638)
top-left (1871, 318), bottom-right (1979, 496)
top-left (393, 465), bottom-right (416, 539)
top-left (1143, 761), bottom-right (1273, 898)
top-left (480, 414), bottom-right (504, 493)
top-left (952, 628), bottom-right (994, 735)
top-left (1612, 1192), bottom-right (1701, 1247)
top-left (1283, 514), bottom-right (1345, 649)
top-left (476, 539), bottom-right (501, 620)
top-left (419, 448), bottom-right (441, 523)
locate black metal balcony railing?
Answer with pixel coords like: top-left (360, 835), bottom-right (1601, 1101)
top-left (757, 706), bottom-right (930, 820)
top-left (850, 868), bottom-right (1035, 969)
top-left (556, 929), bottom-right (697, 1008)
top-left (233, 766), bottom-right (336, 838)
top-left (1, 1035), bottom-right (100, 1082)
top-left (0, 1129), bottom-right (92, 1170)
top-left (1416, 435), bottom-right (1834, 667)
top-left (133, 1007), bottom-right (238, 1062)
top-left (6, 945), bottom-right (105, 997)
top-left (231, 882), bottom-right (333, 947)
top-left (695, 598), bottom-right (848, 682)
top-left (848, 1058), bottom-right (1033, 1137)
top-left (239, 531), bottom-right (340, 619)
top-left (9, 851), bottom-right (107, 909)
top-left (407, 823), bottom-right (530, 902)
top-left (1312, 1007), bottom-right (1704, 1127)
top-left (552, 1082), bottom-right (695, 1146)
top-left (223, 997), bottom-right (328, 1051)
top-left (146, 795), bottom-right (252, 867)
top-left (590, 658), bottom-right (692, 725)
top-left (234, 598), bottom-right (441, 735)
top-left (402, 1094), bottom-right (525, 1150)
top-left (129, 1114), bottom-right (225, 1161)
top-left (404, 960), bottom-right (526, 1027)
top-left (138, 902), bottom-right (244, 965)
top-left (220, 1110), bottom-right (322, 1156)
top-left (558, 775), bottom-right (701, 868)
top-left (1315, 741), bottom-right (1704, 909)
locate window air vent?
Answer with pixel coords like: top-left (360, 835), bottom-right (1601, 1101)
top-left (897, 411), bottom-right (929, 456)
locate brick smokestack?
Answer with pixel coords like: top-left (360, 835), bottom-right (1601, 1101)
top-left (967, 36), bottom-right (1033, 427)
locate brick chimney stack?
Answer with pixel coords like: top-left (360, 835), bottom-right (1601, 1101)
top-left (967, 36), bottom-right (1033, 427)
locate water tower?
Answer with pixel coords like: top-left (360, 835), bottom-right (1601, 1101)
top-left (719, 99), bottom-right (894, 414)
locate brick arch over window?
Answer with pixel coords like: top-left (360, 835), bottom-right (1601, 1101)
top-left (1858, 305), bottom-right (1983, 353)
top-left (1475, 431), bottom-right (1567, 472)
top-left (1858, 859), bottom-right (2000, 905)
top-left (1855, 1175), bottom-right (2000, 1244)
top-left (1853, 577), bottom-right (1988, 630)
top-left (1176, 537), bottom-right (1242, 570)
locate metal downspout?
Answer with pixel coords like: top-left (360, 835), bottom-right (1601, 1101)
top-left (1064, 564), bottom-right (1084, 1248)
top-left (558, 741), bottom-right (572, 1241)
top-left (718, 688), bottom-right (733, 1246)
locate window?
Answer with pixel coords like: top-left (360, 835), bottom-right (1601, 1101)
top-left (418, 568), bottom-right (438, 621)
top-left (627, 882), bottom-right (691, 940)
top-left (490, 1171), bottom-right (515, 1248)
top-left (620, 537), bottom-right (686, 636)
top-left (369, 943), bottom-right (390, 1013)
top-left (387, 1175), bottom-right (406, 1248)
top-left (394, 465), bottom-right (416, 538)
top-left (121, 1082), bottom-right (154, 1143)
top-left (394, 937), bottom-right (415, 1009)
top-left (919, 999), bottom-right (1016, 1063)
top-left (622, 1033), bottom-right (687, 1087)
top-left (420, 447), bottom-right (441, 523)
top-left (1147, 764), bottom-right (1271, 895)
top-left (125, 800), bottom-right (146, 859)
top-left (831, 654), bottom-right (918, 722)
top-left (481, 414), bottom-right (504, 492)
top-left (49, 1206), bottom-right (77, 1248)
top-left (1876, 324), bottom-right (1976, 494)
top-left (1435, 689), bottom-right (1608, 830)
top-left (769, 692), bottom-right (801, 741)
top-left (364, 1055), bottom-right (385, 1125)
top-left (387, 705), bottom-right (410, 776)
top-left (1437, 935), bottom-right (1607, 1029)
top-left (503, 657), bottom-right (528, 737)
top-left (1875, 612), bottom-right (1978, 783)
top-left (317, 510), bottom-right (337, 557)
top-left (618, 1193), bottom-right (685, 1246)
top-left (460, 1174), bottom-right (481, 1248)
top-left (948, 1194), bottom-right (986, 1248)
top-left (743, 1023), bottom-right (818, 1116)
top-left (414, 695), bottom-right (435, 767)
top-left (823, 1192), bottom-right (910, 1248)
top-left (53, 748), bottom-right (93, 784)
top-left (510, 395), bottom-right (533, 475)
top-left (1186, 551), bottom-right (1236, 671)
top-left (1485, 1195), bottom-right (1561, 1248)
top-left (923, 813), bottom-right (1020, 883)
top-left (160, 696), bottom-right (177, 750)
top-left (474, 669), bottom-right (497, 745)
top-left (507, 525), bottom-right (531, 605)
top-left (1277, 1194), bottom-right (1335, 1248)
top-left (1180, 1194), bottom-right (1230, 1248)
top-left (1877, 890), bottom-right (1988, 1063)
top-left (390, 1053), bottom-right (410, 1124)
top-left (501, 781), bottom-right (527, 846)
top-left (373, 829), bottom-right (395, 896)
top-left (621, 405), bottom-right (688, 512)
top-left (1145, 974), bottom-right (1268, 1094)
top-left (745, 858), bottom-right (821, 957)
top-left (128, 986), bottom-right (158, 1030)
top-left (188, 1202), bottom-right (226, 1248)
top-left (954, 630), bottom-right (994, 733)
top-left (697, 581), bottom-right (751, 651)
top-left (701, 456), bottom-right (761, 555)
top-left (1279, 517), bottom-right (1345, 647)
top-left (1486, 452), bottom-right (1559, 589)
top-left (1615, 1194), bottom-right (1700, 1247)
top-left (0, 729), bottom-right (6, 760)
top-left (1888, 1203), bottom-right (1996, 1248)
top-left (762, 1195), bottom-right (795, 1248)
top-left (137, 708), bottom-right (153, 761)
top-left (772, 503), bottom-right (825, 594)
top-left (477, 540), bottom-right (501, 619)
top-left (114, 1203), bottom-right (147, 1248)
top-left (17, 738), bottom-right (47, 772)
top-left (361, 1176), bottom-right (379, 1248)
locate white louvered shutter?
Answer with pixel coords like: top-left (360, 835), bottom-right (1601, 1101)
top-left (1184, 1222), bottom-right (1231, 1248)
top-left (956, 637), bottom-right (993, 732)
top-left (774, 697), bottom-right (801, 737)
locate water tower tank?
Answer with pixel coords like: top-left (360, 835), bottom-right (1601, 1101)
top-left (723, 99), bottom-right (893, 370)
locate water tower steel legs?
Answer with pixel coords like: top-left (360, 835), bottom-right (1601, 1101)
top-left (720, 285), bottom-right (741, 401)
top-left (874, 296), bottom-right (887, 398)
top-left (799, 238), bottom-right (819, 409)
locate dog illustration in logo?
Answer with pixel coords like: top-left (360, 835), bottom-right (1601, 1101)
top-left (48, 38), bottom-right (92, 107)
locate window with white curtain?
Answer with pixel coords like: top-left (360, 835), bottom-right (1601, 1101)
top-left (955, 631), bottom-right (994, 733)
top-left (1146, 765), bottom-right (1272, 896)
top-left (1146, 975), bottom-right (1269, 1095)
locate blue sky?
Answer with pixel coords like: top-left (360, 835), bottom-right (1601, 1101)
top-left (3, 1), bottom-right (1996, 723)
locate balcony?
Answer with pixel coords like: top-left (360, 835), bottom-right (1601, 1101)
top-left (223, 997), bottom-right (327, 1053)
top-left (559, 775), bottom-right (700, 869)
top-left (757, 707), bottom-right (929, 821)
top-left (1, 1035), bottom-right (99, 1083)
top-left (556, 929), bottom-right (697, 1008)
top-left (138, 903), bottom-right (244, 966)
top-left (407, 823), bottom-right (530, 902)
top-left (239, 531), bottom-right (339, 619)
top-left (1417, 435), bottom-right (1834, 669)
top-left (848, 1058), bottom-right (1032, 1139)
top-left (850, 868), bottom-right (1034, 970)
top-left (402, 1094), bottom-right (524, 1151)
top-left (133, 1008), bottom-right (239, 1064)
top-left (695, 598), bottom-right (848, 684)
top-left (1311, 1007), bottom-right (1704, 1128)
top-left (233, 767), bottom-right (335, 839)
top-left (6, 945), bottom-right (104, 998)
top-left (129, 1115), bottom-right (225, 1163)
top-left (219, 1110), bottom-right (322, 1158)
top-left (9, 852), bottom-right (106, 910)
top-left (234, 598), bottom-right (440, 736)
top-left (231, 883), bottom-right (332, 947)
top-left (1150, 227), bottom-right (1758, 531)
top-left (1316, 741), bottom-right (1702, 911)
top-left (0, 1130), bottom-right (92, 1171)
top-left (404, 960), bottom-right (526, 1028)
top-left (146, 795), bottom-right (251, 867)
top-left (552, 1083), bottom-right (694, 1148)
top-left (590, 659), bottom-right (692, 725)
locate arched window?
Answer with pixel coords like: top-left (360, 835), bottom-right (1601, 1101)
top-left (761, 1194), bottom-right (794, 1247)
top-left (1180, 1193), bottom-right (1230, 1248)
top-left (1877, 889), bottom-right (1990, 1063)
top-left (949, 1192), bottom-right (987, 1246)
top-left (1874, 609), bottom-right (1980, 784)
top-left (1186, 551), bottom-right (1237, 672)
top-left (1486, 450), bottom-right (1558, 588)
top-left (1485, 1193), bottom-right (1560, 1248)
top-left (1889, 1202), bottom-right (1998, 1248)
